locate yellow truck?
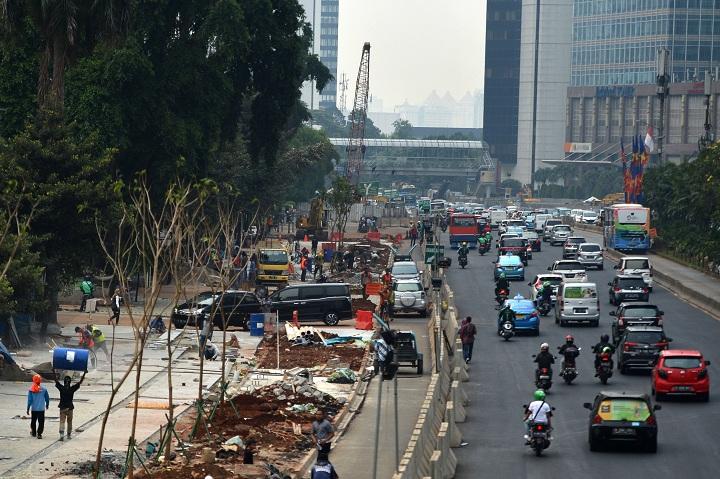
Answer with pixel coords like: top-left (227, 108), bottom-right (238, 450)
top-left (256, 248), bottom-right (291, 285)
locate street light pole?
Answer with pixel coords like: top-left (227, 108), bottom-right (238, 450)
top-left (656, 48), bottom-right (670, 164)
top-left (699, 70), bottom-right (715, 152)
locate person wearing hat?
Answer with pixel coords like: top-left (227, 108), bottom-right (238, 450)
top-left (26, 374), bottom-right (50, 439)
top-left (54, 369), bottom-right (86, 441)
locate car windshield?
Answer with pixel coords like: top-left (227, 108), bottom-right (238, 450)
top-left (503, 239), bottom-right (526, 247)
top-left (617, 278), bottom-right (646, 288)
top-left (564, 286), bottom-right (596, 298)
top-left (546, 220), bottom-right (561, 226)
top-left (392, 264), bottom-right (418, 275)
top-left (567, 237), bottom-right (586, 244)
top-left (625, 331), bottom-right (664, 343)
top-left (597, 399), bottom-right (651, 421)
top-left (524, 231), bottom-right (538, 238)
top-left (540, 277), bottom-right (563, 286)
top-left (625, 259), bottom-right (650, 269)
top-left (583, 211), bottom-right (597, 218)
top-left (452, 217), bottom-right (475, 226)
top-left (509, 221), bottom-right (525, 226)
top-left (580, 244), bottom-right (601, 252)
top-left (555, 262), bottom-right (583, 270)
top-left (554, 226), bottom-right (571, 232)
top-left (396, 282), bottom-right (422, 292)
top-left (197, 296), bottom-right (217, 306)
top-left (259, 250), bottom-right (288, 265)
top-left (622, 307), bottom-right (659, 317)
top-left (664, 357), bottom-right (702, 369)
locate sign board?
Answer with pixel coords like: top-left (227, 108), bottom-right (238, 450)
top-left (359, 182), bottom-right (379, 197)
top-left (564, 142), bottom-right (593, 153)
top-left (504, 187), bottom-right (512, 200)
top-left (424, 244), bottom-right (445, 264)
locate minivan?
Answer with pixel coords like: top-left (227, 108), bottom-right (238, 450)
top-left (555, 282), bottom-right (600, 327)
top-left (614, 256), bottom-right (653, 290)
top-left (266, 283), bottom-right (353, 325)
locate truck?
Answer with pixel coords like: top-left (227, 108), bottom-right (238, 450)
top-left (256, 248), bottom-right (290, 285)
top-left (489, 209), bottom-right (508, 230)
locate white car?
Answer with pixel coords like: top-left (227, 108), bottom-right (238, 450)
top-left (577, 243), bottom-right (604, 270)
top-left (548, 260), bottom-right (588, 282)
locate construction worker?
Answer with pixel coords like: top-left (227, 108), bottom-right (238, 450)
top-left (87, 325), bottom-right (110, 361)
top-left (300, 253), bottom-right (309, 282)
top-left (79, 276), bottom-right (94, 312)
top-left (314, 250), bottom-right (324, 279)
top-left (361, 268), bottom-right (373, 300)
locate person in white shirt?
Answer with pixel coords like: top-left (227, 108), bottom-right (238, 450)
top-left (524, 389), bottom-right (553, 442)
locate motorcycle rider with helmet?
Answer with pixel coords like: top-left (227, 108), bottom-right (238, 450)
top-left (558, 335), bottom-right (580, 376)
top-left (495, 272), bottom-right (510, 298)
top-left (458, 241), bottom-right (470, 259)
top-left (497, 303), bottom-right (516, 335)
top-left (537, 281), bottom-right (554, 307)
top-left (592, 334), bottom-right (616, 374)
top-left (478, 234), bottom-right (488, 250)
top-left (524, 389), bottom-right (553, 442)
top-left (534, 343), bottom-right (555, 382)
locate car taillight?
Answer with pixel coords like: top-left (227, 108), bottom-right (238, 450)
top-left (658, 369), bottom-right (668, 379)
top-left (592, 415), bottom-right (603, 424)
top-left (657, 316), bottom-right (663, 326)
top-left (624, 341), bottom-right (638, 351)
top-left (646, 415), bottom-right (656, 425)
top-left (642, 288), bottom-right (649, 294)
top-left (698, 369), bottom-right (708, 379)
top-left (420, 292), bottom-right (425, 299)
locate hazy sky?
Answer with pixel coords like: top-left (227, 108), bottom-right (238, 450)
top-left (337, 0), bottom-right (486, 111)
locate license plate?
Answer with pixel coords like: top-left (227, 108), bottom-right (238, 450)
top-left (673, 386), bottom-right (693, 392)
top-left (574, 308), bottom-right (587, 314)
top-left (624, 294), bottom-right (639, 299)
top-left (612, 428), bottom-right (637, 436)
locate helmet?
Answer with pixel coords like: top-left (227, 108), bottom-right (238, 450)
top-left (543, 281), bottom-right (551, 289)
top-left (602, 346), bottom-right (612, 353)
top-left (499, 272), bottom-right (506, 279)
top-left (565, 335), bottom-right (574, 343)
top-left (462, 241), bottom-right (468, 246)
top-left (601, 334), bottom-right (610, 343)
top-left (534, 390), bottom-right (546, 401)
top-left (540, 343), bottom-right (549, 351)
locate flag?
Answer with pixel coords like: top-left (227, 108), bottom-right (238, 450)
top-left (644, 126), bottom-right (655, 154)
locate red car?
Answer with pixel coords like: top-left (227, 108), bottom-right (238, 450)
top-left (652, 350), bottom-right (710, 402)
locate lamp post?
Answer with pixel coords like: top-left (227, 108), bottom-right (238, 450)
top-left (698, 70), bottom-right (715, 152)
top-left (655, 48), bottom-right (670, 164)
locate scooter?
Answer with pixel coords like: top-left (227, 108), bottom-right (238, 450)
top-left (558, 347), bottom-right (581, 385)
top-left (537, 299), bottom-right (552, 317)
top-left (499, 320), bottom-right (515, 341)
top-left (596, 353), bottom-right (613, 385)
top-left (459, 255), bottom-right (468, 269)
top-left (533, 364), bottom-right (553, 391)
top-left (495, 288), bottom-right (509, 306)
top-left (526, 420), bottom-right (552, 456)
top-left (478, 242), bottom-right (490, 256)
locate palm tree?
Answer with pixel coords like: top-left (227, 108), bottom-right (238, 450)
top-left (1, 0), bottom-right (128, 110)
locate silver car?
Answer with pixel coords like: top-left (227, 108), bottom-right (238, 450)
top-left (390, 279), bottom-right (427, 317)
top-left (542, 219), bottom-right (562, 241)
top-left (391, 261), bottom-right (421, 281)
top-left (577, 243), bottom-right (604, 270)
top-left (562, 236), bottom-right (587, 259)
top-left (550, 224), bottom-right (573, 246)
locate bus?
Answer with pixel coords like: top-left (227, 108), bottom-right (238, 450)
top-left (449, 213), bottom-right (479, 249)
top-left (602, 203), bottom-right (651, 253)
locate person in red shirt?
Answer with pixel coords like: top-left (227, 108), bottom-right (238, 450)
top-left (300, 254), bottom-right (308, 282)
top-left (459, 316), bottom-right (477, 364)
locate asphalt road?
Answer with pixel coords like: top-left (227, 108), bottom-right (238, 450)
top-left (443, 232), bottom-right (720, 479)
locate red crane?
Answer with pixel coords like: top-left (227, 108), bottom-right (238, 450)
top-left (345, 42), bottom-right (371, 184)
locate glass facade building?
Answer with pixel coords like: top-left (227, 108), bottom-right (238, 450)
top-left (572, 0), bottom-right (720, 87)
top-left (483, 0), bottom-right (523, 166)
top-left (319, 0), bottom-right (339, 109)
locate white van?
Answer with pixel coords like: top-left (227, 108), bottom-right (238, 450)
top-left (534, 214), bottom-right (552, 233)
top-left (555, 282), bottom-right (600, 327)
top-left (571, 209), bottom-right (584, 223)
top-left (614, 256), bottom-right (653, 290)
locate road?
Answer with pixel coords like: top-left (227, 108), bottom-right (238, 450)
top-left (443, 232), bottom-right (720, 479)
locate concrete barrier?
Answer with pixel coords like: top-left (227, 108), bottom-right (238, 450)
top-left (450, 386), bottom-right (467, 422)
top-left (438, 423), bottom-right (457, 478)
top-left (452, 380), bottom-right (469, 407)
top-left (453, 365), bottom-right (469, 382)
top-left (445, 401), bottom-right (463, 448)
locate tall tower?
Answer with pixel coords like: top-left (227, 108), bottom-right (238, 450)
top-left (319, 0), bottom-right (339, 110)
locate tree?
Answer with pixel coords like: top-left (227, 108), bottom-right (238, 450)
top-left (500, 179), bottom-right (523, 195)
top-left (326, 177), bottom-right (358, 247)
top-left (391, 119), bottom-right (413, 139)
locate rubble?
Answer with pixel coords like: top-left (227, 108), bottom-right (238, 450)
top-left (352, 298), bottom-right (377, 312)
top-left (254, 332), bottom-right (366, 370)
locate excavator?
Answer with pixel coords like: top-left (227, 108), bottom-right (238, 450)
top-left (295, 195), bottom-right (328, 240)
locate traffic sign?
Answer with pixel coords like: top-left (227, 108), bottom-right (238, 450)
top-left (359, 181), bottom-right (379, 197)
top-left (424, 244), bottom-right (445, 264)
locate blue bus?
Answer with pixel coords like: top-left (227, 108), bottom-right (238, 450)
top-left (602, 204), bottom-right (651, 253)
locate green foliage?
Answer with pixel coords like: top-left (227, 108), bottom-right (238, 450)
top-left (535, 165), bottom-right (622, 199)
top-left (500, 179), bottom-right (523, 195)
top-left (391, 119), bottom-right (413, 139)
top-left (326, 176), bottom-right (358, 244)
top-left (312, 108), bottom-right (383, 139)
top-left (0, 18), bottom-right (38, 138)
top-left (644, 146), bottom-right (720, 266)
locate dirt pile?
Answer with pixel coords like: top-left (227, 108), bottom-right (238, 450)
top-left (352, 298), bottom-right (376, 312)
top-left (254, 333), bottom-right (366, 370)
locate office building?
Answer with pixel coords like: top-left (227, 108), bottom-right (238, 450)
top-left (483, 0), bottom-right (522, 169)
top-left (514, 0), bottom-right (573, 186)
top-left (299, 0), bottom-right (339, 111)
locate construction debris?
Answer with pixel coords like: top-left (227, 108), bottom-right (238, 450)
top-left (255, 332), bottom-right (366, 370)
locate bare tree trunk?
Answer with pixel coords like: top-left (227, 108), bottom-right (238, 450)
top-left (50, 35), bottom-right (66, 111)
top-left (165, 317), bottom-right (174, 457)
top-left (126, 336), bottom-right (146, 479)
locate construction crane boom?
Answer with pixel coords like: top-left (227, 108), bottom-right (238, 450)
top-left (345, 42), bottom-right (371, 184)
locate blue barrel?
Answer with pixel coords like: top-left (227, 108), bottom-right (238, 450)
top-left (249, 313), bottom-right (265, 336)
top-left (324, 249), bottom-right (334, 262)
top-left (52, 348), bottom-right (89, 371)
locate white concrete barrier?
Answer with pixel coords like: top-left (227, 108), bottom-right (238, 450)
top-left (437, 423), bottom-right (457, 478)
top-left (452, 380), bottom-right (469, 408)
top-left (445, 401), bottom-right (463, 448)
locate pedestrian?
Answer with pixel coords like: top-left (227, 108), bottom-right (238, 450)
top-left (314, 250), bottom-right (324, 279)
top-left (26, 374), bottom-right (50, 439)
top-left (199, 316), bottom-right (214, 358)
top-left (54, 370), bottom-right (85, 441)
top-left (79, 276), bottom-right (94, 312)
top-left (373, 333), bottom-right (393, 375)
top-left (381, 270), bottom-right (393, 288)
top-left (204, 340), bottom-right (219, 361)
top-left (248, 254), bottom-right (257, 283)
top-left (409, 225), bottom-right (418, 247)
top-left (300, 254), bottom-right (308, 282)
top-left (311, 410), bottom-right (335, 456)
top-left (109, 288), bottom-right (122, 326)
top-left (87, 325), bottom-right (110, 361)
top-left (311, 236), bottom-right (319, 253)
top-left (360, 267), bottom-right (373, 300)
top-left (310, 451), bottom-right (339, 479)
top-left (343, 248), bottom-right (354, 270)
top-left (459, 316), bottom-right (477, 364)
top-left (243, 438), bottom-right (257, 464)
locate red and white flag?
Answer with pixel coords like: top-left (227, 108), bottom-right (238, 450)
top-left (644, 126), bottom-right (655, 153)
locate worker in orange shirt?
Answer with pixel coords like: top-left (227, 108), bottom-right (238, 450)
top-left (300, 253), bottom-right (308, 282)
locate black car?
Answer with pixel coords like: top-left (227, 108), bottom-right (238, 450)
top-left (608, 275), bottom-right (650, 305)
top-left (610, 303), bottom-right (664, 344)
top-left (266, 283), bottom-right (352, 326)
top-left (617, 326), bottom-right (672, 373)
top-left (583, 391), bottom-right (661, 453)
top-left (171, 290), bottom-right (262, 330)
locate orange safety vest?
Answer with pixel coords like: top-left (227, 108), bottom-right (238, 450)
top-left (300, 257), bottom-right (307, 270)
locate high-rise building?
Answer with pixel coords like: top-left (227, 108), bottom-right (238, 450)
top-left (299, 0), bottom-right (320, 110)
top-left (514, 0), bottom-right (573, 186)
top-left (319, 0), bottom-right (339, 110)
top-left (572, 0), bottom-right (720, 87)
top-left (483, 0), bottom-right (522, 169)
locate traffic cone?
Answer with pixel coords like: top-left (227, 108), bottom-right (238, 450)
top-left (292, 310), bottom-right (300, 328)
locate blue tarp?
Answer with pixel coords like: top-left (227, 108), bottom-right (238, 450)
top-left (0, 339), bottom-right (15, 365)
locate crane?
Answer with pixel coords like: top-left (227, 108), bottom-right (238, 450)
top-left (345, 42), bottom-right (371, 184)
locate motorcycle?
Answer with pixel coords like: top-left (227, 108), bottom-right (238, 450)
top-left (478, 242), bottom-right (490, 256)
top-left (499, 320), bottom-right (514, 341)
top-left (459, 254), bottom-right (468, 269)
top-left (558, 347), bottom-right (581, 385)
top-left (534, 365), bottom-right (553, 391)
top-left (526, 420), bottom-right (552, 456)
top-left (495, 288), bottom-right (509, 305)
top-left (596, 353), bottom-right (613, 385)
top-left (537, 299), bottom-right (552, 317)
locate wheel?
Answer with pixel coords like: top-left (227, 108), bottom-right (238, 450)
top-left (608, 296), bottom-right (614, 305)
top-left (645, 437), bottom-right (657, 453)
top-left (589, 437), bottom-right (601, 452)
top-left (560, 320), bottom-right (566, 327)
top-left (598, 264), bottom-right (604, 271)
top-left (600, 376), bottom-right (608, 385)
top-left (699, 392), bottom-right (709, 402)
top-left (654, 391), bottom-right (665, 401)
top-left (591, 319), bottom-right (599, 327)
top-left (564, 376), bottom-right (573, 385)
top-left (324, 311), bottom-right (339, 326)
top-left (555, 315), bottom-right (559, 324)
top-left (417, 356), bottom-right (424, 375)
top-left (534, 329), bottom-right (540, 337)
top-left (534, 446), bottom-right (543, 457)
top-left (418, 309), bottom-right (428, 318)
top-left (619, 365), bottom-right (627, 375)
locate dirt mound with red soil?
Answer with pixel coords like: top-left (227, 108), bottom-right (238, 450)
top-left (254, 333), bottom-right (366, 370)
top-left (352, 298), bottom-right (377, 312)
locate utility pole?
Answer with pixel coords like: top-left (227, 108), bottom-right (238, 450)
top-left (656, 47), bottom-right (670, 164)
top-left (699, 70), bottom-right (715, 152)
top-left (530, 0), bottom-right (541, 195)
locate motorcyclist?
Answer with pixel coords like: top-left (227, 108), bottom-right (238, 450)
top-left (495, 272), bottom-right (510, 298)
top-left (478, 235), bottom-right (488, 249)
top-left (524, 389), bottom-right (553, 442)
top-left (485, 231), bottom-right (492, 243)
top-left (497, 303), bottom-right (516, 334)
top-left (537, 281), bottom-right (553, 307)
top-left (592, 334), bottom-right (616, 373)
top-left (458, 242), bottom-right (469, 258)
top-left (558, 335), bottom-right (580, 375)
top-left (534, 343), bottom-right (555, 381)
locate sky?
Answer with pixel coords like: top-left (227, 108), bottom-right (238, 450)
top-left (337, 0), bottom-right (486, 112)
